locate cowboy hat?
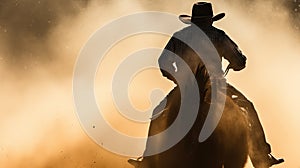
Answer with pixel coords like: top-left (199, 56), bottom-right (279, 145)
top-left (179, 2), bottom-right (225, 24)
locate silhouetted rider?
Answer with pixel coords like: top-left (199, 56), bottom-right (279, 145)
top-left (158, 2), bottom-right (283, 168)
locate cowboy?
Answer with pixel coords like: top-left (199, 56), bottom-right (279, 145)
top-left (157, 2), bottom-right (283, 168)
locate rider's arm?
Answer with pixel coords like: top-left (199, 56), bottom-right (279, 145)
top-left (221, 34), bottom-right (247, 71)
top-left (158, 36), bottom-right (178, 82)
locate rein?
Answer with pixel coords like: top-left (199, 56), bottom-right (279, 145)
top-left (224, 65), bottom-right (230, 77)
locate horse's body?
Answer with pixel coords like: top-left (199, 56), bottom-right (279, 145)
top-left (137, 89), bottom-right (248, 168)
top-left (130, 72), bottom-right (249, 168)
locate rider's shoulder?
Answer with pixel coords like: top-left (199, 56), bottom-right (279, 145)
top-left (211, 26), bottom-right (227, 36)
top-left (170, 26), bottom-right (193, 42)
top-left (173, 26), bottom-right (229, 38)
top-left (173, 26), bottom-right (191, 35)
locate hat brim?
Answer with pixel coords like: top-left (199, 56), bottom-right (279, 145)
top-left (179, 13), bottom-right (225, 24)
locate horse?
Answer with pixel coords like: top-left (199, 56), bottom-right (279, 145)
top-left (128, 66), bottom-right (250, 168)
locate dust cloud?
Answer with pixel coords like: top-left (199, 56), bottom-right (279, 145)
top-left (0, 0), bottom-right (299, 167)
